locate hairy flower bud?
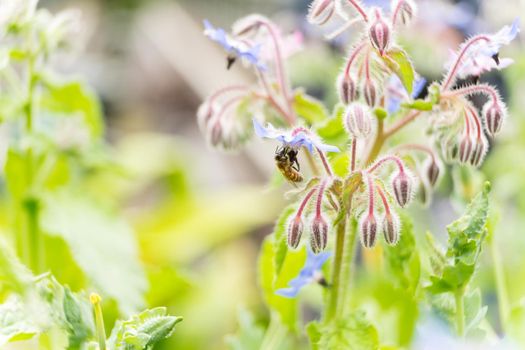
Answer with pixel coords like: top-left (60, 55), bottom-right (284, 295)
top-left (307, 0), bottom-right (335, 25)
top-left (391, 170), bottom-right (413, 207)
top-left (441, 136), bottom-right (459, 163)
top-left (482, 101), bottom-right (507, 137)
top-left (470, 137), bottom-right (488, 168)
top-left (310, 215), bottom-right (328, 254)
top-left (363, 79), bottom-right (378, 107)
top-left (287, 216), bottom-right (304, 249)
top-left (368, 8), bottom-right (391, 56)
top-left (424, 157), bottom-right (441, 187)
top-left (360, 213), bottom-right (378, 248)
top-left (197, 100), bottom-right (217, 131)
top-left (337, 73), bottom-right (358, 104)
top-left (344, 102), bottom-right (372, 138)
top-left (391, 0), bottom-right (416, 26)
top-left (458, 134), bottom-right (474, 164)
top-left (383, 212), bottom-right (400, 245)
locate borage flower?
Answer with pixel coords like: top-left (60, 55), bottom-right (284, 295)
top-left (253, 119), bottom-right (339, 154)
top-left (386, 75), bottom-right (426, 114)
top-left (276, 249), bottom-right (331, 298)
top-left (203, 19), bottom-right (267, 70)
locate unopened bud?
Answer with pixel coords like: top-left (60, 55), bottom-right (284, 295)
top-left (360, 213), bottom-right (378, 248)
top-left (344, 102), bottom-right (372, 138)
top-left (441, 136), bottom-right (459, 163)
top-left (391, 170), bottom-right (413, 207)
top-left (363, 79), bottom-right (378, 107)
top-left (482, 101), bottom-right (507, 137)
top-left (337, 73), bottom-right (358, 104)
top-left (391, 0), bottom-right (416, 26)
top-left (209, 121), bottom-right (223, 147)
top-left (287, 216), bottom-right (304, 249)
top-left (458, 134), bottom-right (474, 164)
top-left (310, 215), bottom-right (328, 254)
top-left (307, 0), bottom-right (335, 25)
top-left (424, 157), bottom-right (440, 187)
top-left (383, 212), bottom-right (400, 245)
top-left (470, 137), bottom-right (488, 168)
top-left (368, 8), bottom-right (391, 56)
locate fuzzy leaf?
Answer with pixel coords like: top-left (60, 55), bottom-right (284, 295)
top-left (293, 90), bottom-right (329, 125)
top-left (0, 296), bottom-right (40, 346)
top-left (225, 309), bottom-right (264, 350)
top-left (316, 311), bottom-right (379, 350)
top-left (315, 104), bottom-right (348, 151)
top-left (273, 206), bottom-right (295, 276)
top-left (401, 99), bottom-right (433, 111)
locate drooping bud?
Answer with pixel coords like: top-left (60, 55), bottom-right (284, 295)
top-left (360, 213), bottom-right (378, 248)
top-left (482, 101), bottom-right (507, 137)
top-left (336, 72), bottom-right (358, 104)
top-left (307, 0), bottom-right (335, 25)
top-left (391, 170), bottom-right (413, 207)
top-left (470, 136), bottom-right (488, 168)
top-left (424, 157), bottom-right (441, 187)
top-left (441, 136), bottom-right (459, 163)
top-left (391, 0), bottom-right (416, 26)
top-left (458, 134), bottom-right (474, 164)
top-left (287, 216), bottom-right (304, 249)
top-left (363, 79), bottom-right (378, 107)
top-left (344, 102), bottom-right (372, 138)
top-left (209, 120), bottom-right (223, 147)
top-left (310, 215), bottom-right (329, 254)
top-left (368, 8), bottom-right (391, 56)
top-left (383, 211), bottom-right (400, 245)
top-left (197, 100), bottom-right (217, 131)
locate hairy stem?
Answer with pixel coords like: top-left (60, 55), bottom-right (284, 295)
top-left (455, 289), bottom-right (465, 337)
top-left (338, 207), bottom-right (357, 318)
top-left (364, 118), bottom-right (384, 165)
top-left (325, 218), bottom-right (347, 322)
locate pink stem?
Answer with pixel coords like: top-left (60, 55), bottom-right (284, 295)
top-left (367, 155), bottom-right (405, 174)
top-left (443, 84), bottom-right (499, 103)
top-left (394, 143), bottom-right (436, 162)
top-left (255, 69), bottom-right (294, 125)
top-left (463, 107), bottom-right (472, 137)
top-left (346, 0), bottom-right (369, 22)
top-left (296, 187), bottom-right (318, 218)
top-left (209, 85), bottom-right (250, 103)
top-left (213, 95), bottom-right (245, 123)
top-left (315, 180), bottom-right (329, 216)
top-left (441, 35), bottom-right (491, 91)
top-left (466, 105), bottom-right (482, 140)
top-left (376, 184), bottom-right (391, 215)
top-left (316, 147), bottom-right (334, 176)
top-left (384, 110), bottom-right (421, 138)
top-left (365, 173), bottom-right (375, 215)
top-left (351, 138), bottom-right (357, 172)
top-left (364, 49), bottom-right (371, 80)
top-left (344, 41), bottom-right (367, 76)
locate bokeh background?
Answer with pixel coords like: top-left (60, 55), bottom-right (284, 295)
top-left (35, 0), bottom-right (525, 348)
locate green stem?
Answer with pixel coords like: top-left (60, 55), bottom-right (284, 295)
top-left (490, 235), bottom-right (510, 331)
top-left (455, 289), bottom-right (465, 337)
top-left (364, 119), bottom-right (384, 166)
top-left (338, 217), bottom-right (358, 318)
top-left (90, 294), bottom-right (107, 350)
top-left (325, 219), bottom-right (347, 322)
top-left (260, 313), bottom-right (286, 350)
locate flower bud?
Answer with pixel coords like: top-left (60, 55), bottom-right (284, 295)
top-left (383, 212), bottom-right (400, 245)
top-left (360, 213), bottom-right (378, 248)
top-left (363, 79), bottom-right (378, 107)
top-left (458, 134), bottom-right (474, 164)
top-left (287, 216), bottom-right (304, 249)
top-left (344, 102), bottom-right (372, 138)
top-left (441, 136), bottom-right (459, 163)
top-left (391, 170), bottom-right (413, 207)
top-left (209, 120), bottom-right (223, 147)
top-left (307, 0), bottom-right (335, 25)
top-left (470, 137), bottom-right (488, 168)
top-left (337, 73), bottom-right (358, 104)
top-left (424, 157), bottom-right (440, 187)
top-left (197, 100), bottom-right (217, 131)
top-left (310, 215), bottom-right (328, 254)
top-left (482, 101), bottom-right (507, 137)
top-left (368, 8), bottom-right (391, 56)
top-left (391, 0), bottom-right (416, 26)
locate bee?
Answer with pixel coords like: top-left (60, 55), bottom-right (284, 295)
top-left (275, 146), bottom-right (303, 183)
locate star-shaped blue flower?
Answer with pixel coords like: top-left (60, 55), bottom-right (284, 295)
top-left (253, 119), bottom-right (339, 153)
top-left (203, 19), bottom-right (267, 71)
top-left (386, 76), bottom-right (427, 114)
top-left (276, 249), bottom-right (332, 298)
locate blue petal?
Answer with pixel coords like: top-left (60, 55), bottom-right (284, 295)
top-left (275, 286), bottom-right (302, 298)
top-left (253, 119), bottom-right (271, 138)
top-left (316, 143), bottom-right (340, 153)
top-left (507, 18), bottom-right (520, 41)
top-left (411, 78), bottom-right (427, 99)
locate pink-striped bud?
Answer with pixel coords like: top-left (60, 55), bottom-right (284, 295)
top-left (391, 170), bottom-right (413, 207)
top-left (368, 8), bottom-right (391, 56)
top-left (424, 157), bottom-right (440, 187)
top-left (363, 79), bottom-right (378, 107)
top-left (391, 0), bottom-right (416, 26)
top-left (458, 134), bottom-right (474, 164)
top-left (337, 73), bottom-right (358, 104)
top-left (470, 137), bottom-right (488, 168)
top-left (441, 136), bottom-right (459, 163)
top-left (482, 101), bottom-right (507, 137)
top-left (383, 211), bottom-right (400, 245)
top-left (360, 213), bottom-right (378, 248)
top-left (307, 0), bottom-right (335, 25)
top-left (209, 120), bottom-right (223, 147)
top-left (310, 215), bottom-right (328, 254)
top-left (344, 102), bottom-right (372, 138)
top-left (287, 216), bottom-right (304, 249)
top-left (197, 100), bottom-right (217, 131)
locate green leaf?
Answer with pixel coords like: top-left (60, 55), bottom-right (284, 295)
top-left (107, 307), bottom-right (182, 350)
top-left (0, 239), bottom-right (33, 294)
top-left (306, 321), bottom-right (322, 350)
top-left (40, 189), bottom-right (147, 314)
top-left (317, 311), bottom-right (379, 350)
top-left (273, 206), bottom-right (295, 276)
top-left (225, 309), bottom-right (265, 350)
top-left (401, 99), bottom-right (433, 111)
top-left (463, 288), bottom-right (487, 336)
top-left (39, 77), bottom-right (104, 139)
top-left (315, 104), bottom-right (348, 151)
top-left (63, 287), bottom-right (94, 349)
top-left (0, 296), bottom-right (40, 346)
top-left (293, 90), bottom-right (329, 125)
top-left (383, 48), bottom-right (415, 94)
